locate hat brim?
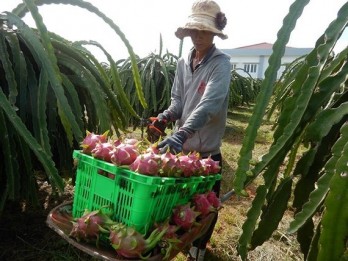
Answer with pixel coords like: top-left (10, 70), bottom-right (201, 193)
top-left (175, 25), bottom-right (228, 40)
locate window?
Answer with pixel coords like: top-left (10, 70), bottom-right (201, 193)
top-left (231, 63), bottom-right (237, 70)
top-left (244, 63), bottom-right (258, 73)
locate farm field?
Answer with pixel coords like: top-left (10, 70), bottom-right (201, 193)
top-left (0, 105), bottom-right (302, 261)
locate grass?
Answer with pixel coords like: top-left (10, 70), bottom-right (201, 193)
top-left (172, 105), bottom-right (302, 261)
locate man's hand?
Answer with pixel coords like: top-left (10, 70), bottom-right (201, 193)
top-left (146, 117), bottom-right (167, 143)
top-left (157, 130), bottom-right (188, 154)
top-left (157, 112), bottom-right (169, 123)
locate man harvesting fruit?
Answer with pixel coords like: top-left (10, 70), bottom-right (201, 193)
top-left (149, 0), bottom-right (231, 260)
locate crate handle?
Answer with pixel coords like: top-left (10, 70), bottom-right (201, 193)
top-left (97, 169), bottom-right (116, 180)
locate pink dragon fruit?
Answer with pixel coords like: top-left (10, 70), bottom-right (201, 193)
top-left (91, 141), bottom-right (115, 162)
top-left (192, 194), bottom-right (215, 217)
top-left (80, 130), bottom-right (109, 154)
top-left (109, 223), bottom-right (167, 259)
top-left (112, 138), bottom-right (122, 147)
top-left (206, 191), bottom-right (221, 209)
top-left (154, 221), bottom-right (181, 260)
top-left (171, 203), bottom-right (200, 230)
top-left (159, 151), bottom-right (181, 177)
top-left (177, 154), bottom-right (195, 177)
top-left (110, 143), bottom-right (139, 166)
top-left (200, 156), bottom-right (221, 175)
top-left (129, 152), bottom-right (161, 176)
top-left (187, 152), bottom-right (204, 176)
top-left (70, 208), bottom-right (116, 244)
top-left (123, 138), bottom-right (139, 145)
top-left (155, 222), bottom-right (180, 240)
top-left (145, 143), bottom-right (160, 154)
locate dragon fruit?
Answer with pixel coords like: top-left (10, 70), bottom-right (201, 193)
top-left (187, 152), bottom-right (204, 176)
top-left (123, 138), bottom-right (139, 145)
top-left (159, 151), bottom-right (181, 177)
top-left (192, 194), bottom-right (215, 217)
top-left (91, 141), bottom-right (114, 162)
top-left (154, 220), bottom-right (180, 240)
top-left (145, 143), bottom-right (160, 154)
top-left (154, 221), bottom-right (181, 260)
top-left (109, 223), bottom-right (167, 259)
top-left (129, 152), bottom-right (161, 176)
top-left (80, 131), bottom-right (109, 154)
top-left (112, 138), bottom-right (122, 147)
top-left (110, 143), bottom-right (139, 166)
top-left (176, 152), bottom-right (207, 177)
top-left (200, 156), bottom-right (221, 174)
top-left (159, 224), bottom-right (179, 240)
top-left (171, 203), bottom-right (200, 230)
top-left (177, 154), bottom-right (195, 177)
top-left (70, 208), bottom-right (116, 244)
top-left (206, 191), bottom-right (221, 209)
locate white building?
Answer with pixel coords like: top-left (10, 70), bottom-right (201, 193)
top-left (222, 42), bottom-right (312, 79)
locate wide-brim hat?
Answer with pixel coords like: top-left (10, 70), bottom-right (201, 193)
top-left (175, 0), bottom-right (228, 40)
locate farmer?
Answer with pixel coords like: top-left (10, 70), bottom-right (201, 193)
top-left (151, 0), bottom-right (231, 260)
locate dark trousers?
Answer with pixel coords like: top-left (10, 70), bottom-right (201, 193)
top-left (192, 153), bottom-right (222, 249)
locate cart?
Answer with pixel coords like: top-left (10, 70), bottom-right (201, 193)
top-left (46, 201), bottom-right (217, 261)
top-left (46, 150), bottom-right (231, 260)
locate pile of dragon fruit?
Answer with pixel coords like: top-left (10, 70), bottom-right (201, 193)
top-left (70, 190), bottom-right (221, 260)
top-left (80, 131), bottom-right (220, 177)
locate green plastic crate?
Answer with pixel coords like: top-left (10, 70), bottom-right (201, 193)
top-left (72, 150), bottom-right (221, 234)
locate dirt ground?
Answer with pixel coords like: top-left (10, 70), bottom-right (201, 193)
top-left (0, 178), bottom-right (217, 261)
top-left (0, 178), bottom-right (302, 261)
top-left (0, 180), bottom-right (90, 261)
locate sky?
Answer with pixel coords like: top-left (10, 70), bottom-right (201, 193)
top-left (1, 0), bottom-right (347, 62)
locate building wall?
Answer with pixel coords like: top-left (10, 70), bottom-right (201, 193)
top-left (223, 43), bottom-right (312, 79)
top-left (230, 55), bottom-right (304, 79)
top-left (277, 56), bottom-right (299, 78)
top-left (230, 56), bottom-right (269, 79)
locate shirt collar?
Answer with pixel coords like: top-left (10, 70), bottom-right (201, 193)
top-left (189, 44), bottom-right (216, 70)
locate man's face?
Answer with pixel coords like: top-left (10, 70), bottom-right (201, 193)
top-left (189, 30), bottom-right (215, 52)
